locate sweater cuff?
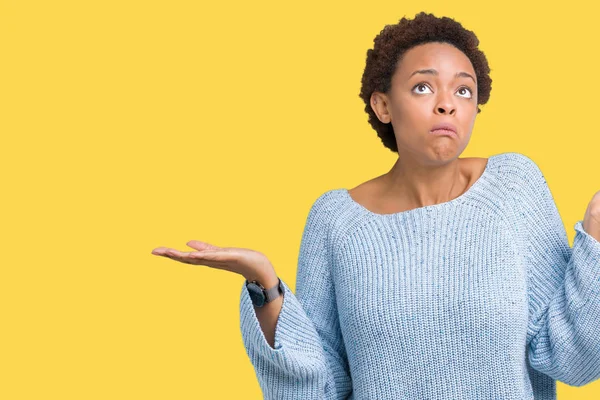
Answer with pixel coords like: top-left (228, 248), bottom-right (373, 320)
top-left (240, 278), bottom-right (324, 369)
top-left (570, 220), bottom-right (600, 309)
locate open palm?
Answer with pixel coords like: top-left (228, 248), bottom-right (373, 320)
top-left (151, 240), bottom-right (272, 278)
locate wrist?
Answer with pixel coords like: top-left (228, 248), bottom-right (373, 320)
top-left (244, 268), bottom-right (279, 288)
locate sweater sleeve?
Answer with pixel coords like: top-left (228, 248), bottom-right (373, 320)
top-left (239, 193), bottom-right (353, 399)
top-left (515, 154), bottom-right (600, 387)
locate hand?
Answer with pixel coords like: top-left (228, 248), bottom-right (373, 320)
top-left (151, 240), bottom-right (274, 280)
top-left (582, 190), bottom-right (600, 243)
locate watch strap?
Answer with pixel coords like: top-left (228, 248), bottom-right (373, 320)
top-left (264, 278), bottom-right (283, 302)
top-left (246, 277), bottom-right (283, 305)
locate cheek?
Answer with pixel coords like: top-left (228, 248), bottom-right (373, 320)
top-left (395, 101), bottom-right (429, 130)
top-left (464, 107), bottom-right (478, 126)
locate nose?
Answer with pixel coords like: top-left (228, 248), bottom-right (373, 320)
top-left (434, 92), bottom-right (456, 115)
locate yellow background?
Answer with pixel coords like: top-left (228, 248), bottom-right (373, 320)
top-left (2, 0), bottom-right (599, 398)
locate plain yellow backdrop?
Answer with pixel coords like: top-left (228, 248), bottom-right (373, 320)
top-left (2, 0), bottom-right (599, 398)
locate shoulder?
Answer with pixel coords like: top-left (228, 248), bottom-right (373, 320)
top-left (303, 189), bottom-right (348, 229)
top-left (485, 152), bottom-right (546, 191)
top-left (298, 190), bottom-right (352, 254)
top-left (490, 152), bottom-right (552, 206)
top-left (491, 151), bottom-right (544, 176)
top-left (303, 188), bottom-right (367, 245)
top-left (309, 189), bottom-right (346, 213)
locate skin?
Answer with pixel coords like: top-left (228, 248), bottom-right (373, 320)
top-left (351, 41), bottom-right (484, 213)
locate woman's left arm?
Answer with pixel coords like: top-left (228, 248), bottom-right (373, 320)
top-left (517, 155), bottom-right (600, 387)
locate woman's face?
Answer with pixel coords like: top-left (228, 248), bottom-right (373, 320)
top-left (372, 41), bottom-right (479, 164)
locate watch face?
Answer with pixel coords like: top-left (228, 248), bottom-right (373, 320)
top-left (247, 282), bottom-right (266, 307)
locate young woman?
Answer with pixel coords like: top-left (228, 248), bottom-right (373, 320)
top-left (152, 12), bottom-right (600, 399)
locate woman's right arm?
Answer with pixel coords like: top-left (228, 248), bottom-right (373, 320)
top-left (151, 192), bottom-right (353, 399)
top-left (239, 195), bottom-right (353, 399)
top-left (244, 268), bottom-right (284, 350)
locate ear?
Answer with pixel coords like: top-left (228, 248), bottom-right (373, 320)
top-left (371, 92), bottom-right (392, 124)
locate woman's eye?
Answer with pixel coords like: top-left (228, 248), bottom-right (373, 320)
top-left (457, 86), bottom-right (473, 99)
top-left (412, 83), bottom-right (474, 99)
top-left (413, 83), bottom-right (432, 94)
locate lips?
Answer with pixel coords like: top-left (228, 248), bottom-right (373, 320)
top-left (430, 122), bottom-right (457, 133)
top-left (430, 129), bottom-right (457, 138)
top-left (430, 122), bottom-right (458, 138)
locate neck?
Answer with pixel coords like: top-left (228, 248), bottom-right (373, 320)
top-left (383, 155), bottom-right (469, 208)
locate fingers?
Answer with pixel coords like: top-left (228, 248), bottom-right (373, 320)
top-left (151, 247), bottom-right (221, 265)
top-left (186, 240), bottom-right (220, 251)
top-left (151, 247), bottom-right (170, 256)
top-left (151, 245), bottom-right (254, 276)
top-left (160, 250), bottom-right (194, 264)
top-left (166, 249), bottom-right (193, 262)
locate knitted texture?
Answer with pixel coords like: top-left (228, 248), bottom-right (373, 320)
top-left (239, 152), bottom-right (600, 399)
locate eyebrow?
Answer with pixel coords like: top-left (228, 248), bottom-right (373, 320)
top-left (409, 69), bottom-right (476, 84)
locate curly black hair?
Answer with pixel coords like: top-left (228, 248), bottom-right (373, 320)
top-left (359, 12), bottom-right (492, 153)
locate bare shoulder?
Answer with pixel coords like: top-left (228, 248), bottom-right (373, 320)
top-left (347, 174), bottom-right (397, 214)
top-left (347, 177), bottom-right (382, 208)
top-left (453, 156), bottom-right (490, 188)
top-left (469, 156), bottom-right (489, 167)
top-left (467, 157), bottom-right (489, 175)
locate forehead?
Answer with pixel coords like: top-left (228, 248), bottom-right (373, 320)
top-left (394, 42), bottom-right (474, 80)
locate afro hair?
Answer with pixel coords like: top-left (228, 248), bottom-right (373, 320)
top-left (359, 12), bottom-right (492, 153)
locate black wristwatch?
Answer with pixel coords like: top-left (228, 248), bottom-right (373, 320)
top-left (246, 277), bottom-right (283, 307)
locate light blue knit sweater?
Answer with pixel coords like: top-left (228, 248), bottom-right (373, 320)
top-left (239, 152), bottom-right (600, 399)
